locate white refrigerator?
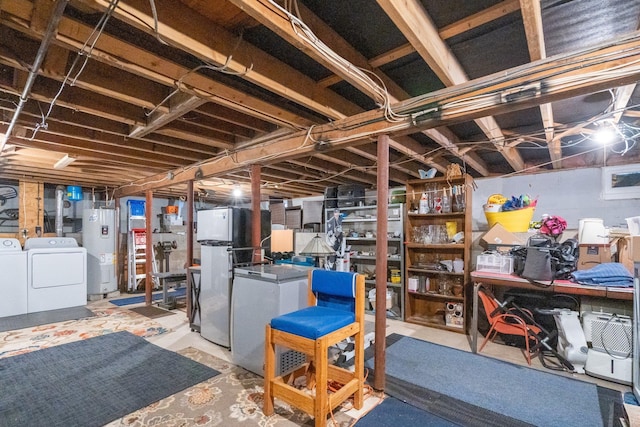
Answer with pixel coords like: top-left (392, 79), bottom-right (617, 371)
top-left (197, 207), bottom-right (252, 348)
top-left (200, 245), bottom-right (234, 347)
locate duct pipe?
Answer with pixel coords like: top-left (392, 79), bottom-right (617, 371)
top-left (0, 0), bottom-right (69, 155)
top-left (55, 185), bottom-right (65, 237)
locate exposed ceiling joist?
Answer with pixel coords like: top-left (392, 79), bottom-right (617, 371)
top-left (376, 0), bottom-right (525, 172)
top-left (115, 31), bottom-right (640, 197)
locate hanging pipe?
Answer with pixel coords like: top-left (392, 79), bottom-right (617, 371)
top-left (55, 185), bottom-right (65, 237)
top-left (0, 0), bottom-right (69, 155)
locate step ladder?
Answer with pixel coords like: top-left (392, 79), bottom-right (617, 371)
top-left (127, 228), bottom-right (159, 292)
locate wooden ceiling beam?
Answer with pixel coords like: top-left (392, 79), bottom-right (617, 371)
top-left (234, 0), bottom-right (477, 175)
top-left (178, 111), bottom-right (259, 140)
top-left (76, 0), bottom-right (363, 118)
top-left (129, 92), bottom-right (208, 139)
top-left (352, 144), bottom-right (420, 178)
top-left (0, 166), bottom-right (134, 186)
top-left (520, 0), bottom-right (558, 167)
top-left (377, 0), bottom-right (524, 172)
top-left (283, 159), bottom-right (351, 187)
top-left (196, 103), bottom-right (276, 134)
top-left (612, 84), bottom-right (637, 123)
top-left (0, 1), bottom-right (313, 129)
top-left (151, 123), bottom-right (233, 150)
top-left (0, 124), bottom-right (192, 169)
top-left (114, 32), bottom-right (640, 196)
top-left (226, 0), bottom-right (388, 104)
top-left (0, 100), bottom-right (221, 157)
top-left (288, 156), bottom-right (374, 187)
top-left (367, 0), bottom-right (521, 68)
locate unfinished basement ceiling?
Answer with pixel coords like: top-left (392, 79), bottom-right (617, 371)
top-left (0, 0), bottom-right (640, 202)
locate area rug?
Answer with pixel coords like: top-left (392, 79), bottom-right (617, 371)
top-left (110, 287), bottom-right (187, 306)
top-left (0, 306), bottom-right (95, 333)
top-left (0, 331), bottom-right (220, 427)
top-left (366, 334), bottom-right (624, 427)
top-left (105, 347), bottom-right (358, 427)
top-left (355, 396), bottom-right (458, 427)
top-left (129, 305), bottom-right (176, 319)
top-left (0, 305), bottom-right (168, 359)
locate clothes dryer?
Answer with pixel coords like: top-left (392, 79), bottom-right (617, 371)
top-left (0, 238), bottom-right (27, 317)
top-left (25, 237), bottom-right (87, 313)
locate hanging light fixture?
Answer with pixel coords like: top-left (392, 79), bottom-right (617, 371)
top-left (300, 233), bottom-right (335, 267)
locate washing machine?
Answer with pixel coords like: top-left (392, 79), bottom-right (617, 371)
top-left (0, 238), bottom-right (27, 318)
top-left (25, 237), bottom-right (87, 313)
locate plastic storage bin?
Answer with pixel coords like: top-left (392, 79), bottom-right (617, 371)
top-left (127, 200), bottom-right (146, 217)
top-left (476, 253), bottom-right (514, 274)
top-left (484, 207), bottom-right (535, 232)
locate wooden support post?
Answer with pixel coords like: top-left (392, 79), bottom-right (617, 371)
top-left (374, 134), bottom-right (389, 391)
top-left (251, 164), bottom-right (262, 263)
top-left (186, 181), bottom-right (194, 266)
top-left (17, 181), bottom-right (44, 244)
top-left (186, 180), bottom-right (194, 319)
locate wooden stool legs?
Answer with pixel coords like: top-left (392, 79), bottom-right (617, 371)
top-left (263, 324), bottom-right (275, 416)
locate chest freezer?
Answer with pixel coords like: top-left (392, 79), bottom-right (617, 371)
top-left (231, 264), bottom-right (311, 376)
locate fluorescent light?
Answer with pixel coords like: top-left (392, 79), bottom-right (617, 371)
top-left (53, 154), bottom-right (76, 169)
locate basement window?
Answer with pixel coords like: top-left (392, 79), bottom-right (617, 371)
top-left (601, 165), bottom-right (640, 200)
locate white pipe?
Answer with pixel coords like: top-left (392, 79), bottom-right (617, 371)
top-left (55, 185), bottom-right (65, 237)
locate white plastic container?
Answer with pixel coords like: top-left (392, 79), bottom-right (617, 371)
top-left (368, 288), bottom-right (393, 310)
top-left (578, 218), bottom-right (609, 244)
top-left (626, 216), bottom-right (640, 236)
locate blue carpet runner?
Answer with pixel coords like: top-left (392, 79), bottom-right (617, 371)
top-left (0, 331), bottom-right (219, 427)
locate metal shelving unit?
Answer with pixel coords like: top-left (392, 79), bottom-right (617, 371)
top-left (325, 203), bottom-right (405, 320)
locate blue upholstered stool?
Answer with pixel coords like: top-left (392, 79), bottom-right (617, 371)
top-left (263, 270), bottom-right (365, 427)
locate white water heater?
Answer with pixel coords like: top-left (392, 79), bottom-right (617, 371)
top-left (83, 208), bottom-right (117, 296)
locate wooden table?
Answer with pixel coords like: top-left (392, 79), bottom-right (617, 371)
top-left (469, 271), bottom-right (633, 353)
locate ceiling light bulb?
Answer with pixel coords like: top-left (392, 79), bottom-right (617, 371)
top-left (233, 187), bottom-right (242, 198)
top-left (594, 127), bottom-right (616, 144)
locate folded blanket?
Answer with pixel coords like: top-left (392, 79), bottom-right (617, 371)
top-left (571, 263), bottom-right (633, 287)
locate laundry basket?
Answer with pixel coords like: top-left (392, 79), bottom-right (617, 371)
top-left (484, 207), bottom-right (535, 232)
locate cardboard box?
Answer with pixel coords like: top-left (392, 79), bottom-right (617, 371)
top-left (632, 236), bottom-right (640, 262)
top-left (617, 236), bottom-right (634, 274)
top-left (480, 223), bottom-right (525, 251)
top-left (577, 239), bottom-right (618, 270)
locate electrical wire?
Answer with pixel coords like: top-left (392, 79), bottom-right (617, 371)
top-left (31, 0), bottom-right (120, 140)
top-left (273, 0), bottom-right (394, 114)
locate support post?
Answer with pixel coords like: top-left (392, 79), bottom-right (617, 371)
top-left (374, 134), bottom-right (389, 391)
top-left (251, 164), bottom-right (262, 263)
top-left (186, 180), bottom-right (194, 318)
top-left (145, 190), bottom-right (153, 306)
